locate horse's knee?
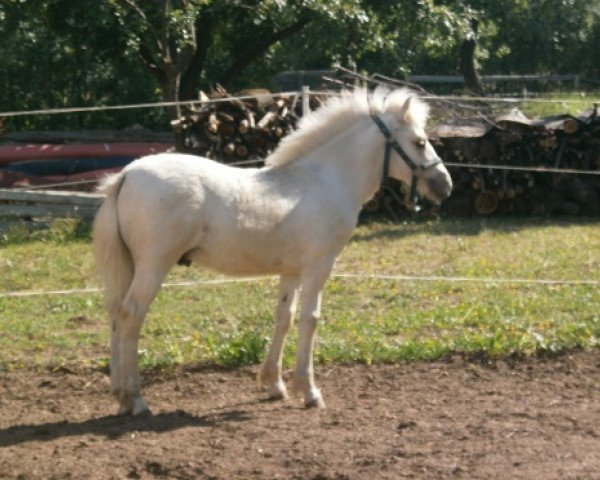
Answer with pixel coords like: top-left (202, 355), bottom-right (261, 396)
top-left (309, 313), bottom-right (319, 327)
top-left (275, 309), bottom-right (294, 333)
top-left (298, 313), bottom-right (320, 334)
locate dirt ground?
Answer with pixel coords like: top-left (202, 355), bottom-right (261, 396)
top-left (1, 351), bottom-right (600, 480)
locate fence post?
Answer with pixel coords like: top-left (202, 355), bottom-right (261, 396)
top-left (302, 85), bottom-right (310, 117)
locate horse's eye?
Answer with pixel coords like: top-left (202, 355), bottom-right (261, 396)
top-left (415, 138), bottom-right (427, 149)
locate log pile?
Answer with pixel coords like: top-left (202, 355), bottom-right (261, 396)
top-left (171, 86), bottom-right (321, 165)
top-left (172, 87), bottom-right (600, 218)
top-left (430, 106), bottom-right (600, 217)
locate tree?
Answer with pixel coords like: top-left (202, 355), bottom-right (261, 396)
top-left (107, 1), bottom-right (371, 111)
top-left (464, 0), bottom-right (600, 76)
top-left (0, 0), bottom-right (162, 130)
top-left (3, 0), bottom-right (600, 132)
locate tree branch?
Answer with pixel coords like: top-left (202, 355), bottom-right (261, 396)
top-left (138, 42), bottom-right (166, 85)
top-left (220, 13), bottom-right (313, 86)
top-left (118, 0), bottom-right (164, 52)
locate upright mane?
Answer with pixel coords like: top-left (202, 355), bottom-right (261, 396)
top-left (265, 87), bottom-right (429, 168)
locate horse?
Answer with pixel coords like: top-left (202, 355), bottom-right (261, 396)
top-left (92, 87), bottom-right (453, 416)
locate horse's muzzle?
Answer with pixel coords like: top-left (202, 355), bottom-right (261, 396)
top-left (426, 169), bottom-right (453, 203)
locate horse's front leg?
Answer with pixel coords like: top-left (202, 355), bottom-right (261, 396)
top-left (292, 260), bottom-right (334, 408)
top-left (258, 275), bottom-right (300, 400)
top-left (114, 268), bottom-right (163, 416)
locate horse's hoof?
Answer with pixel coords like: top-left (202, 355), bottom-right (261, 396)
top-left (131, 398), bottom-right (151, 417)
top-left (266, 383), bottom-right (289, 401)
top-left (117, 404), bottom-right (132, 416)
top-left (304, 395), bottom-right (326, 409)
top-left (117, 396), bottom-right (150, 417)
top-left (267, 392), bottom-right (289, 402)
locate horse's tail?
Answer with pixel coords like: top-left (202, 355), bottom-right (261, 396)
top-left (92, 172), bottom-right (133, 314)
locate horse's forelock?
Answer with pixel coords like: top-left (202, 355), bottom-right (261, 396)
top-left (379, 88), bottom-right (429, 128)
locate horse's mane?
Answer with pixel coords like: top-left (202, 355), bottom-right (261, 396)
top-left (265, 87), bottom-right (430, 168)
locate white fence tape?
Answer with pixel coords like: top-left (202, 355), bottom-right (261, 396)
top-left (1, 273), bottom-right (597, 299)
top-left (1, 89), bottom-right (599, 119)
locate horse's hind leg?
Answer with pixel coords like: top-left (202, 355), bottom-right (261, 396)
top-left (110, 312), bottom-right (122, 403)
top-left (258, 275), bottom-right (300, 400)
top-left (114, 265), bottom-right (165, 416)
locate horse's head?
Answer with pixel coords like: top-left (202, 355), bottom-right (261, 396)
top-left (375, 92), bottom-right (452, 205)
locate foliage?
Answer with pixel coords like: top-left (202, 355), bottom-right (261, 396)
top-left (467, 0), bottom-right (600, 75)
top-left (0, 0), bottom-right (165, 130)
top-left (1, 0), bottom-right (600, 129)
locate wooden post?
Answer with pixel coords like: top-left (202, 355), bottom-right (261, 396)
top-left (302, 86), bottom-right (310, 117)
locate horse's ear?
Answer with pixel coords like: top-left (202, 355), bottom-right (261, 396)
top-left (400, 96), bottom-right (413, 123)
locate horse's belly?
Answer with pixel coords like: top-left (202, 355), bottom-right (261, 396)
top-left (186, 243), bottom-right (300, 276)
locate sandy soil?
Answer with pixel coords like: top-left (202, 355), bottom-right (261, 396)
top-left (1, 351), bottom-right (600, 479)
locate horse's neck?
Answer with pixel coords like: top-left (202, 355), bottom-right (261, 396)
top-left (300, 118), bottom-right (385, 209)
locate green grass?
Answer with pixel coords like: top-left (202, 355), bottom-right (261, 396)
top-left (484, 91), bottom-right (600, 119)
top-left (1, 217), bottom-right (599, 371)
top-left (512, 92), bottom-right (599, 118)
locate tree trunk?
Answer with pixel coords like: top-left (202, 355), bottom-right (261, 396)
top-left (161, 67), bottom-right (182, 120)
top-left (459, 19), bottom-right (484, 95)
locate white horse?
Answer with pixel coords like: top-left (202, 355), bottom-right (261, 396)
top-left (92, 88), bottom-right (452, 416)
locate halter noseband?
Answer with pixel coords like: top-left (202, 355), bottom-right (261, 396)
top-left (371, 113), bottom-right (442, 207)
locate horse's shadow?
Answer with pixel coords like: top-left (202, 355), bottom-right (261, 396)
top-left (0, 408), bottom-right (251, 448)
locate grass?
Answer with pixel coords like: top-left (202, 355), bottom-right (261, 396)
top-left (510, 91), bottom-right (599, 118)
top-left (0, 217), bottom-right (599, 372)
top-left (476, 91), bottom-right (600, 119)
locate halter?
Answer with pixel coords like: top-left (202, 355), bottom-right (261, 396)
top-left (371, 113), bottom-right (442, 207)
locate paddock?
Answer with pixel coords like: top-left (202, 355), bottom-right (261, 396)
top-left (2, 85), bottom-right (600, 477)
top-left (1, 350), bottom-right (599, 479)
top-left (1, 217), bottom-right (599, 478)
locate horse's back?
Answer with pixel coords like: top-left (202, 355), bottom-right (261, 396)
top-left (123, 152), bottom-right (248, 190)
top-left (119, 153), bottom-right (253, 218)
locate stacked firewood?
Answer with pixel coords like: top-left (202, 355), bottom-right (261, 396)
top-left (429, 107), bottom-right (600, 217)
top-left (171, 86), bottom-right (321, 165)
top-left (172, 87), bottom-right (600, 217)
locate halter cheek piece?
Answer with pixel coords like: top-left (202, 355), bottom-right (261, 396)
top-left (371, 114), bottom-right (442, 206)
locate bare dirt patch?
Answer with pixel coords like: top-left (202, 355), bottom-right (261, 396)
top-left (1, 351), bottom-right (600, 479)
